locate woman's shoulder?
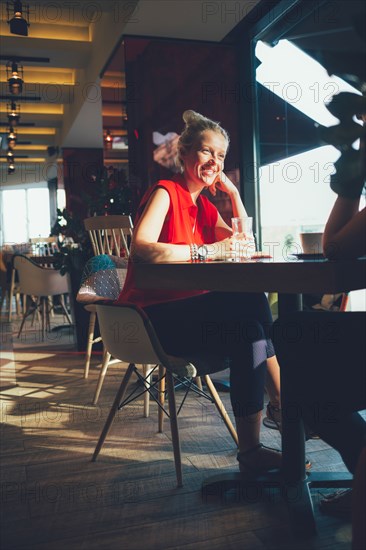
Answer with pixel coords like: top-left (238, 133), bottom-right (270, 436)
top-left (155, 178), bottom-right (178, 191)
top-left (139, 178), bottom-right (176, 203)
top-left (155, 174), bottom-right (184, 191)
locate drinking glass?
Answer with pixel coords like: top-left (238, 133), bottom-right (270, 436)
top-left (231, 217), bottom-right (256, 259)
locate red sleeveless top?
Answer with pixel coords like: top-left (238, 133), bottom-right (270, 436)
top-left (115, 175), bottom-right (218, 307)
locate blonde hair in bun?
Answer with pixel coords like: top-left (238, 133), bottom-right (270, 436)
top-left (176, 110), bottom-right (229, 171)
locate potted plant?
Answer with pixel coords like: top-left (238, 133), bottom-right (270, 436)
top-left (50, 209), bottom-right (93, 350)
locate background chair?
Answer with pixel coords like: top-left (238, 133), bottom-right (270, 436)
top-left (92, 302), bottom-right (238, 487)
top-left (29, 236), bottom-right (59, 258)
top-left (13, 255), bottom-right (72, 340)
top-left (0, 251), bottom-right (22, 319)
top-left (82, 215), bottom-right (133, 383)
top-left (84, 215), bottom-right (133, 257)
top-left (28, 236), bottom-right (60, 319)
top-left (76, 254), bottom-right (131, 405)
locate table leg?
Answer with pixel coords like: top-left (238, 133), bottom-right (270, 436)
top-left (202, 293), bottom-right (352, 537)
top-left (277, 293), bottom-right (306, 480)
top-left (277, 293), bottom-right (302, 317)
top-left (277, 293), bottom-right (318, 535)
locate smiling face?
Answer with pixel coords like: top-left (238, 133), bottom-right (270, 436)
top-left (181, 129), bottom-right (228, 189)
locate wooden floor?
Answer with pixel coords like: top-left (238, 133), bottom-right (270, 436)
top-left (0, 312), bottom-right (353, 550)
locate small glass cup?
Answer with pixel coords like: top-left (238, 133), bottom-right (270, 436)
top-left (231, 217), bottom-right (253, 238)
top-left (231, 217), bottom-right (256, 260)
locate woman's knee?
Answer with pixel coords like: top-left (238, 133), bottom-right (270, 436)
top-left (201, 317), bottom-right (267, 350)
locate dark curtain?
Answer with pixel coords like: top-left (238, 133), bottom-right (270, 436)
top-left (62, 148), bottom-right (104, 219)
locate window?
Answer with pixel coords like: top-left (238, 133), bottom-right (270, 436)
top-left (27, 188), bottom-right (51, 239)
top-left (252, 31), bottom-right (364, 259)
top-left (0, 184), bottom-right (51, 245)
top-left (245, 0), bottom-right (366, 311)
top-left (2, 189), bottom-right (27, 244)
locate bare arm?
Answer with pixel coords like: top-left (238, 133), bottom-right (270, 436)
top-left (320, 92), bottom-right (366, 259)
top-left (323, 198), bottom-right (366, 259)
top-left (212, 173), bottom-right (248, 241)
top-left (131, 188), bottom-right (234, 262)
top-left (131, 188), bottom-right (191, 262)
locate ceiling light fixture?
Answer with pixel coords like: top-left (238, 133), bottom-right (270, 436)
top-left (6, 60), bottom-right (24, 95)
top-left (7, 1), bottom-right (30, 36)
top-left (8, 162), bottom-right (16, 174)
top-left (7, 101), bottom-right (20, 126)
top-left (7, 127), bottom-right (17, 148)
top-left (7, 151), bottom-right (16, 174)
top-left (104, 129), bottom-right (113, 147)
top-left (7, 149), bottom-right (14, 162)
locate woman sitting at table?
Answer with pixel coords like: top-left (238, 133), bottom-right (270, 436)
top-left (116, 109), bottom-right (282, 474)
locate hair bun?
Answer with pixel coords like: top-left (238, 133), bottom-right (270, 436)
top-left (182, 110), bottom-right (203, 126)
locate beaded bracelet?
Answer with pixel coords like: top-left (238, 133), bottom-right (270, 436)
top-left (190, 243), bottom-right (198, 262)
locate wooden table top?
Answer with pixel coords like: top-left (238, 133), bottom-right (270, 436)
top-left (134, 256), bottom-right (366, 295)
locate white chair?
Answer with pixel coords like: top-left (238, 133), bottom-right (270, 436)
top-left (82, 215), bottom-right (134, 384)
top-left (92, 302), bottom-right (239, 487)
top-left (76, 254), bottom-right (132, 405)
top-left (28, 236), bottom-right (60, 319)
top-left (13, 255), bottom-right (72, 340)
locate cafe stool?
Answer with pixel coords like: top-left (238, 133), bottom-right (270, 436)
top-left (92, 302), bottom-right (239, 487)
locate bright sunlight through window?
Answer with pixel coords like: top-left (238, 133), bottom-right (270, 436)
top-left (255, 39), bottom-right (364, 261)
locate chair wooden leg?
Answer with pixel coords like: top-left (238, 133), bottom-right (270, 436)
top-left (165, 371), bottom-right (183, 487)
top-left (84, 311), bottom-right (96, 379)
top-left (204, 375), bottom-right (238, 447)
top-left (59, 295), bottom-right (72, 325)
top-left (0, 289), bottom-right (6, 314)
top-left (195, 376), bottom-right (203, 391)
top-left (31, 297), bottom-right (41, 326)
top-left (93, 348), bottom-right (111, 405)
top-left (49, 296), bottom-right (54, 317)
top-left (158, 365), bottom-right (165, 433)
top-left (45, 297), bottom-right (51, 333)
top-left (41, 297), bottom-right (46, 341)
top-left (92, 363), bottom-right (135, 461)
top-left (15, 291), bottom-right (22, 316)
top-left (142, 364), bottom-right (153, 418)
top-left (17, 302), bottom-right (36, 338)
top-left (8, 268), bottom-right (16, 322)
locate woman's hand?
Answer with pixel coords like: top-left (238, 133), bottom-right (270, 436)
top-left (330, 148), bottom-right (366, 199)
top-left (208, 171), bottom-right (238, 197)
top-left (207, 235), bottom-right (256, 261)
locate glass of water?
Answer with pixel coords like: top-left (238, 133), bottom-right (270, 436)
top-left (231, 217), bottom-right (256, 259)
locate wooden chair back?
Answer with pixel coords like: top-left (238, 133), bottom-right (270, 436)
top-left (29, 236), bottom-right (59, 256)
top-left (84, 215), bottom-right (133, 258)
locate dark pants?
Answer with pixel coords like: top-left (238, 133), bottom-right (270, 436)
top-left (144, 291), bottom-right (275, 417)
top-left (273, 311), bottom-right (366, 473)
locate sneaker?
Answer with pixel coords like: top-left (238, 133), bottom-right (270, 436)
top-left (263, 403), bottom-right (319, 439)
top-left (319, 489), bottom-right (352, 518)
